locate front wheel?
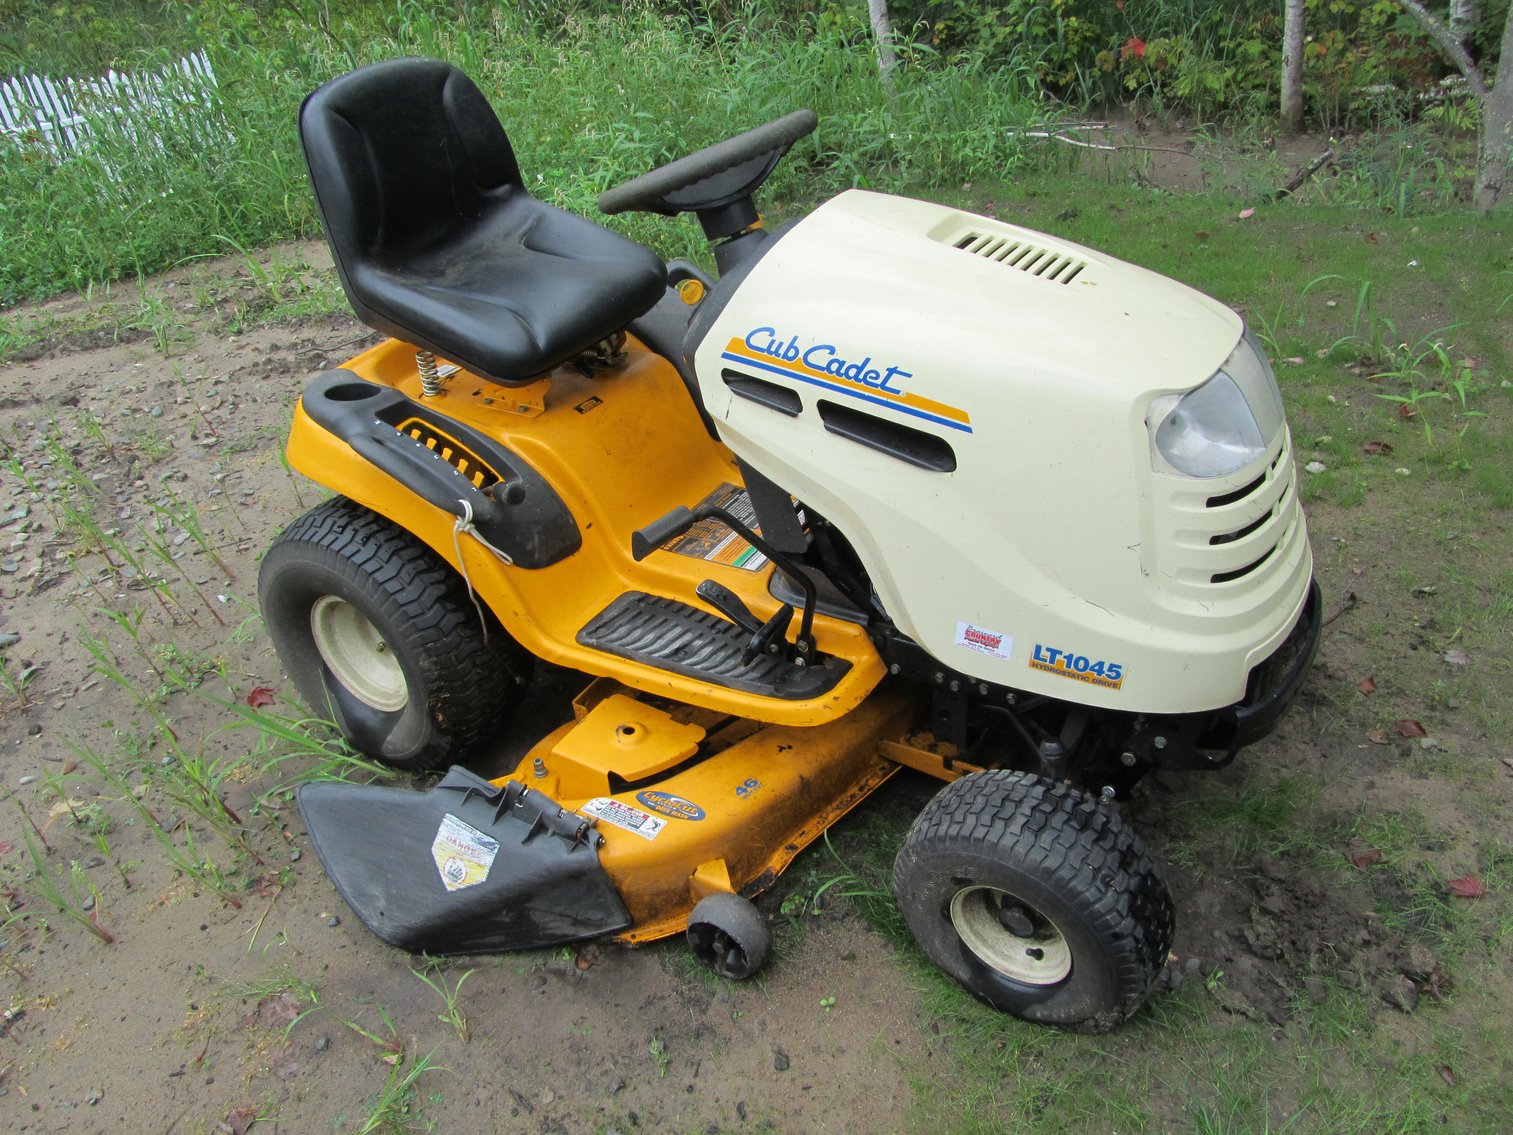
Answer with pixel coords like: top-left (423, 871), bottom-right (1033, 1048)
top-left (259, 498), bottom-right (532, 770)
top-left (892, 770), bottom-right (1173, 1031)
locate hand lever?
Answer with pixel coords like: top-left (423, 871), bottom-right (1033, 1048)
top-left (695, 580), bottom-right (763, 635)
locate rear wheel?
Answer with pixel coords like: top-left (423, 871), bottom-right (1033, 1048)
top-left (893, 770), bottom-right (1173, 1031)
top-left (259, 498), bottom-right (531, 770)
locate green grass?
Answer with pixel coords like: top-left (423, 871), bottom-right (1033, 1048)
top-left (1, 0), bottom-right (1050, 305)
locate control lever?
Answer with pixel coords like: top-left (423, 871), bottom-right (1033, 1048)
top-left (695, 580), bottom-right (763, 634)
top-left (631, 501), bottom-right (818, 666)
top-left (696, 580), bottom-right (795, 666)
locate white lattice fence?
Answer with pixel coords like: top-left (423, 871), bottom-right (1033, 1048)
top-left (0, 50), bottom-right (219, 161)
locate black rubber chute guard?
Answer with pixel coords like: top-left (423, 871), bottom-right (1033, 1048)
top-left (297, 767), bottom-right (632, 954)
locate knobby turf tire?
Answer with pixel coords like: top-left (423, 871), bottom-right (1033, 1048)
top-left (892, 769), bottom-right (1174, 1031)
top-left (259, 497), bottom-right (531, 770)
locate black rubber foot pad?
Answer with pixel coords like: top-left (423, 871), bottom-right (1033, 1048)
top-left (577, 591), bottom-right (849, 700)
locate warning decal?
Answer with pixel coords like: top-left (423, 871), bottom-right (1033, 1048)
top-left (580, 797), bottom-right (667, 841)
top-left (663, 483), bottom-right (768, 572)
top-left (430, 812), bottom-right (500, 893)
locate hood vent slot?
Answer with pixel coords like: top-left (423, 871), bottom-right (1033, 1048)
top-left (953, 232), bottom-right (1086, 284)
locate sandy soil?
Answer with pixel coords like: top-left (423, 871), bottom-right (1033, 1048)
top-left (0, 210), bottom-right (1506, 1134)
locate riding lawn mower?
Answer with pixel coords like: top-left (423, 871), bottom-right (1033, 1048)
top-left (263, 58), bottom-right (1321, 1030)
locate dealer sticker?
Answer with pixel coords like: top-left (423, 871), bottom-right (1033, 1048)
top-left (580, 797), bottom-right (667, 841)
top-left (430, 813), bottom-right (500, 893)
top-left (955, 621), bottom-right (1014, 661)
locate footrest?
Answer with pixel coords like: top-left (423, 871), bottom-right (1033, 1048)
top-left (577, 592), bottom-right (849, 701)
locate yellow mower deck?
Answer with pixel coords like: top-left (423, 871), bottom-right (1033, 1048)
top-left (508, 679), bottom-right (922, 942)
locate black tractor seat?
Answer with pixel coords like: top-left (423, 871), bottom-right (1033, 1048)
top-left (300, 58), bottom-right (667, 385)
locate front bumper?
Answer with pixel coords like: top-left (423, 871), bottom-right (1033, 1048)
top-left (1130, 577), bottom-right (1322, 772)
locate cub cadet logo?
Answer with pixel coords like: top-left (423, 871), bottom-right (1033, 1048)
top-left (1029, 644), bottom-right (1125, 690)
top-left (720, 326), bottom-right (973, 434)
top-left (635, 790), bottom-right (706, 821)
top-left (743, 327), bottom-right (911, 395)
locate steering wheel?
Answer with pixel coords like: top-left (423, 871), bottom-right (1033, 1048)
top-left (598, 109), bottom-right (818, 219)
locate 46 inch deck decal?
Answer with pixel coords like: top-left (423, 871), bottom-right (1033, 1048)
top-left (1029, 644), bottom-right (1125, 690)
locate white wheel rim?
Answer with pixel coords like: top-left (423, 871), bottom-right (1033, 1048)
top-left (949, 885), bottom-right (1072, 985)
top-left (309, 595), bottom-right (409, 713)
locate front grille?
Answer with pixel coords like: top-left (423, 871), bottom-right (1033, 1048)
top-left (1150, 432), bottom-right (1302, 596)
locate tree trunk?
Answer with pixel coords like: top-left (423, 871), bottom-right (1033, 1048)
top-left (1281, 0), bottom-right (1306, 133)
top-left (868, 0), bottom-right (898, 99)
top-left (1473, 3), bottom-right (1513, 210)
top-left (1449, 0), bottom-right (1475, 42)
top-left (1401, 0), bottom-right (1511, 211)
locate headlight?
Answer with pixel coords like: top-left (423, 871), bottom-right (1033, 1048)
top-left (1148, 329), bottom-right (1285, 478)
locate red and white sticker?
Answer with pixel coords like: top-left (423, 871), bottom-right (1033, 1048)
top-left (580, 797), bottom-right (667, 841)
top-left (955, 621), bottom-right (1014, 661)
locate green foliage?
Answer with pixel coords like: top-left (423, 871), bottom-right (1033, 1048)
top-left (1, 0), bottom-right (1047, 304)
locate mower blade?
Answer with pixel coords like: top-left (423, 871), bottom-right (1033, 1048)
top-left (297, 767), bottom-right (632, 955)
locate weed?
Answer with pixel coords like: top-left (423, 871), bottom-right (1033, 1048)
top-left (357, 1046), bottom-right (441, 1135)
top-left (410, 960), bottom-right (475, 1043)
top-left (648, 1035), bottom-right (670, 1077)
top-left (342, 1003), bottom-right (406, 1066)
top-left (17, 813), bottom-right (114, 944)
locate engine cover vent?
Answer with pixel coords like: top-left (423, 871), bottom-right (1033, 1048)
top-left (952, 232), bottom-right (1087, 284)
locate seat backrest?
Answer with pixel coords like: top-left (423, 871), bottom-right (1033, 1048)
top-left (300, 57), bottom-right (523, 270)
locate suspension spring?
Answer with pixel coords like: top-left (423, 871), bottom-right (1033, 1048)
top-left (416, 350), bottom-right (442, 397)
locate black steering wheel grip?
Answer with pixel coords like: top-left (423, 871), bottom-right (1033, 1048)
top-left (598, 109), bottom-right (818, 217)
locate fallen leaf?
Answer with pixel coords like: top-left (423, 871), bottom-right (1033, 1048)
top-left (1349, 848), bottom-right (1384, 868)
top-left (1443, 649), bottom-right (1469, 665)
top-left (1393, 719), bottom-right (1428, 738)
top-left (1365, 231), bottom-right (1379, 243)
top-left (1238, 207), bottom-right (1255, 219)
top-left (61, 758), bottom-right (77, 774)
top-left (245, 686), bottom-right (276, 709)
top-left (1365, 729), bottom-right (1389, 745)
top-left (1284, 357), bottom-right (1306, 365)
top-left (1398, 403), bottom-right (1416, 419)
top-left (1436, 1064), bottom-right (1456, 1086)
top-left (1359, 676), bottom-right (1376, 696)
top-left (1362, 440), bottom-right (1393, 456)
top-left (1447, 875), bottom-right (1486, 899)
top-left (218, 1106), bottom-right (257, 1135)
top-left (574, 943), bottom-right (600, 971)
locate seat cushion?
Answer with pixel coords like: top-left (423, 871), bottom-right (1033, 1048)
top-left (347, 192), bottom-right (667, 382)
top-left (301, 59), bottom-right (666, 383)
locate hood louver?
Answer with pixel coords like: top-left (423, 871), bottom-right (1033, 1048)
top-left (952, 231), bottom-right (1087, 285)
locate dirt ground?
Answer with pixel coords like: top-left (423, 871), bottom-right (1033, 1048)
top-left (0, 178), bottom-right (1509, 1133)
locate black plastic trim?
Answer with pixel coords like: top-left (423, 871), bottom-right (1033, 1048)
top-left (300, 369), bottom-right (580, 569)
top-left (816, 399), bottom-right (957, 472)
top-left (722, 370), bottom-right (802, 416)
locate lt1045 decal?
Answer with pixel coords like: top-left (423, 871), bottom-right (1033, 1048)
top-left (1029, 644), bottom-right (1125, 690)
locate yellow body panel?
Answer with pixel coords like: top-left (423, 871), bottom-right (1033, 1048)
top-left (501, 680), bottom-right (922, 943)
top-left (284, 336), bottom-right (886, 726)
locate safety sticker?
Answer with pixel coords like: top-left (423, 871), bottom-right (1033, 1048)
top-left (1029, 644), bottom-right (1125, 690)
top-left (636, 790), bottom-right (706, 821)
top-left (430, 813), bottom-right (500, 893)
top-left (664, 483), bottom-right (768, 571)
top-left (580, 797), bottom-right (667, 841)
top-left (955, 621), bottom-right (1014, 661)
